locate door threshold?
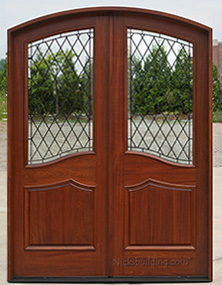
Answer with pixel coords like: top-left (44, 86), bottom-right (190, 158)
top-left (9, 276), bottom-right (211, 283)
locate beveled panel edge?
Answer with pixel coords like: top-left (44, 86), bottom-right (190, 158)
top-left (125, 245), bottom-right (196, 251)
top-left (25, 178), bottom-right (95, 192)
top-left (25, 245), bottom-right (95, 251)
top-left (125, 177), bottom-right (195, 192)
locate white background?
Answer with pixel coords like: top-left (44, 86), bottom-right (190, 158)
top-left (0, 0), bottom-right (221, 58)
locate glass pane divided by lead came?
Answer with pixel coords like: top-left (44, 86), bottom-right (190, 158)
top-left (28, 29), bottom-right (94, 164)
top-left (127, 29), bottom-right (193, 164)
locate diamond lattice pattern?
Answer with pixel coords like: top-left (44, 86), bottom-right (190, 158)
top-left (28, 29), bottom-right (93, 164)
top-left (128, 29), bottom-right (193, 164)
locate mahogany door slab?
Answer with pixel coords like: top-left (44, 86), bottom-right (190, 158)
top-left (8, 7), bottom-right (212, 282)
top-left (8, 11), bottom-right (110, 278)
top-left (110, 13), bottom-right (212, 279)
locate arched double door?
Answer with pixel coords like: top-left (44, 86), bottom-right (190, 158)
top-left (8, 7), bottom-right (212, 282)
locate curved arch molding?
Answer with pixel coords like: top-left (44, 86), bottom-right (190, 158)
top-left (24, 179), bottom-right (95, 250)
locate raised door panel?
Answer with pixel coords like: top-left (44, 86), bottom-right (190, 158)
top-left (125, 179), bottom-right (195, 250)
top-left (25, 179), bottom-right (94, 250)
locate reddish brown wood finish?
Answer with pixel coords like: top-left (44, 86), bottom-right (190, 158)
top-left (110, 11), bottom-right (212, 279)
top-left (8, 11), bottom-right (109, 278)
top-left (25, 180), bottom-right (95, 249)
top-left (125, 179), bottom-right (195, 247)
top-left (8, 7), bottom-right (212, 281)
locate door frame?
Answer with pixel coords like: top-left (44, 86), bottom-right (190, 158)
top-left (8, 7), bottom-right (212, 282)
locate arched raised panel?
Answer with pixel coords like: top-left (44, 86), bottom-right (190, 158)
top-left (24, 179), bottom-right (95, 250)
top-left (125, 179), bottom-right (196, 250)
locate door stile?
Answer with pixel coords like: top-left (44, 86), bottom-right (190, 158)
top-left (193, 32), bottom-right (213, 277)
top-left (8, 31), bottom-right (27, 277)
top-left (106, 14), bottom-right (115, 277)
top-left (110, 15), bottom-right (127, 276)
top-left (94, 15), bottom-right (111, 275)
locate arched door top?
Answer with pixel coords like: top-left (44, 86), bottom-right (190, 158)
top-left (8, 6), bottom-right (211, 39)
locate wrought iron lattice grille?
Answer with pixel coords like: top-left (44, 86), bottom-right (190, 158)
top-left (28, 29), bottom-right (94, 164)
top-left (128, 29), bottom-right (193, 164)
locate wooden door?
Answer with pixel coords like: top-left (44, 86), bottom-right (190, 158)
top-left (8, 10), bottom-right (110, 281)
top-left (8, 8), bottom-right (212, 282)
top-left (110, 13), bottom-right (212, 282)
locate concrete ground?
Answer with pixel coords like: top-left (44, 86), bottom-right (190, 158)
top-left (0, 122), bottom-right (222, 284)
